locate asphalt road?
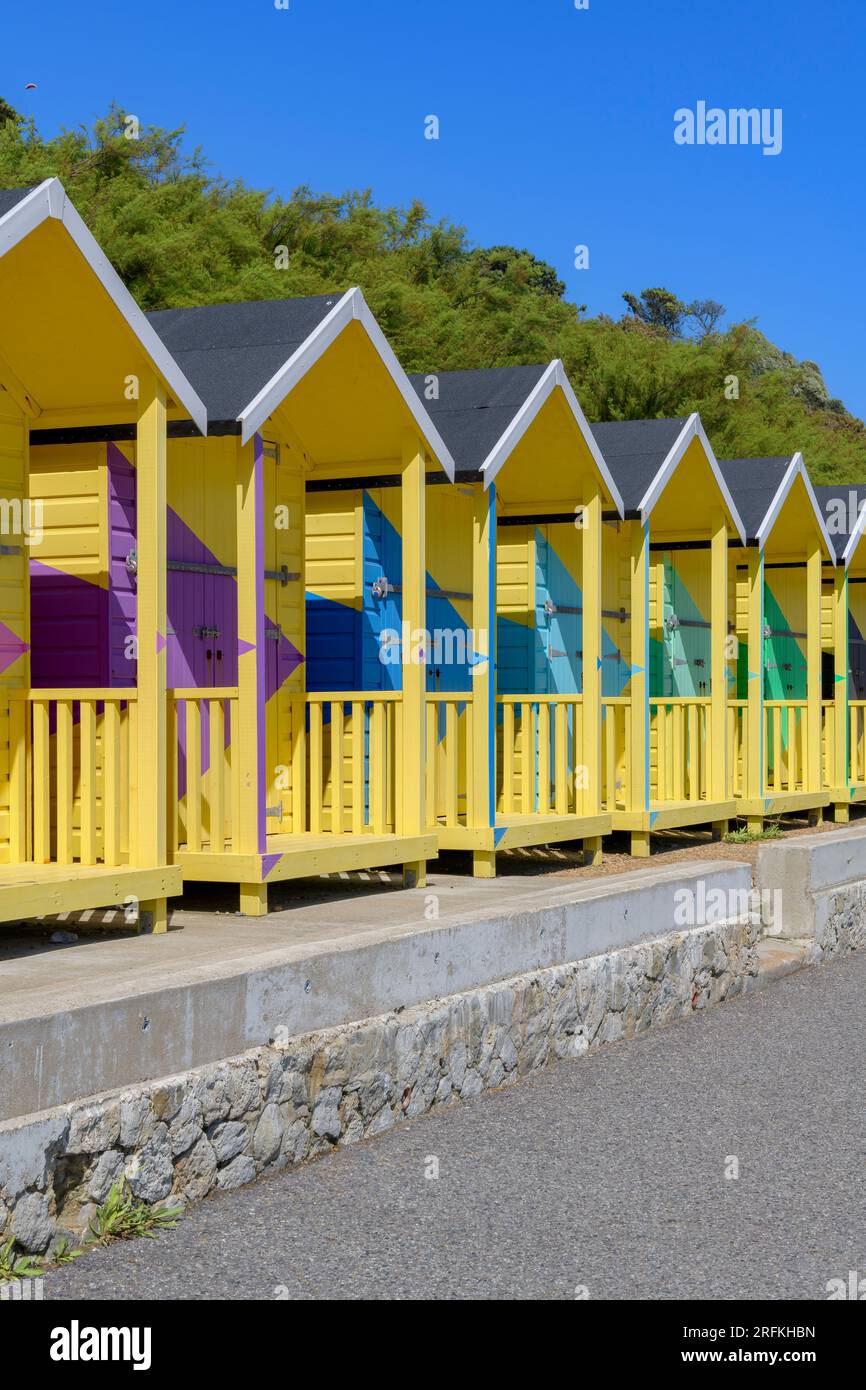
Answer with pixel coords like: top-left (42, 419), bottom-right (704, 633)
top-left (46, 950), bottom-right (866, 1301)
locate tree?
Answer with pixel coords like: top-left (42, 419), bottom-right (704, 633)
top-left (622, 287), bottom-right (685, 336)
top-left (685, 298), bottom-right (726, 338)
top-left (0, 104), bottom-right (863, 480)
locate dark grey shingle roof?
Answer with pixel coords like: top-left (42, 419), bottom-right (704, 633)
top-left (588, 418), bottom-right (690, 513)
top-left (718, 457), bottom-right (792, 543)
top-left (408, 365), bottom-right (548, 473)
top-left (0, 186), bottom-right (37, 219)
top-left (813, 483), bottom-right (866, 559)
top-left (147, 295), bottom-right (343, 424)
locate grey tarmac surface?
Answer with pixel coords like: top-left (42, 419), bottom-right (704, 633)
top-left (45, 950), bottom-right (866, 1301)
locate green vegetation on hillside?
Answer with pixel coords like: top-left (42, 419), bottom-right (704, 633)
top-left (1, 101), bottom-right (863, 481)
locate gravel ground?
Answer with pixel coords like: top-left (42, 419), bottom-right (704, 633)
top-left (44, 947), bottom-right (866, 1302)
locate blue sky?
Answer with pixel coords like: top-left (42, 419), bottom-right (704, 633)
top-left (4, 0), bottom-right (866, 415)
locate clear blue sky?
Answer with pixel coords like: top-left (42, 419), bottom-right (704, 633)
top-left (4, 0), bottom-right (866, 414)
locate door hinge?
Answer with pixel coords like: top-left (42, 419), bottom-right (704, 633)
top-left (262, 441), bottom-right (281, 463)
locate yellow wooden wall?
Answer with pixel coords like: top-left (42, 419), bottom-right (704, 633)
top-left (28, 445), bottom-right (105, 588)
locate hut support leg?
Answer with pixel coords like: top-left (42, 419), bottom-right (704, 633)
top-left (137, 899), bottom-right (168, 935)
top-left (834, 802), bottom-right (850, 824)
top-left (712, 820), bottom-right (728, 842)
top-left (630, 831), bottom-right (650, 857)
top-left (584, 837), bottom-right (602, 866)
top-left (473, 851), bottom-right (496, 879)
top-left (402, 860), bottom-right (426, 889)
top-left (240, 884), bottom-right (268, 916)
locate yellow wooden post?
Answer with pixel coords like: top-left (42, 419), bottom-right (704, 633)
top-left (582, 479), bottom-right (603, 864)
top-left (806, 536), bottom-right (822, 804)
top-left (135, 374), bottom-right (168, 933)
top-left (236, 435), bottom-right (268, 916)
top-left (400, 432), bottom-right (427, 887)
top-left (710, 508), bottom-right (729, 829)
top-left (629, 520), bottom-right (650, 856)
top-left (472, 481), bottom-right (496, 879)
top-left (745, 548), bottom-right (764, 832)
top-left (833, 566), bottom-right (849, 820)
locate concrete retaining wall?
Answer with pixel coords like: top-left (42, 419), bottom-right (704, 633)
top-left (0, 861), bottom-right (752, 1124)
top-left (0, 911), bottom-right (759, 1254)
top-left (755, 824), bottom-right (866, 958)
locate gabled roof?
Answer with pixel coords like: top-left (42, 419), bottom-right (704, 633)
top-left (590, 414), bottom-right (746, 540)
top-left (148, 288), bottom-right (455, 474)
top-left (813, 484), bottom-right (866, 562)
top-left (0, 186), bottom-right (34, 219)
top-left (0, 178), bottom-right (207, 432)
top-left (408, 361), bottom-right (624, 513)
top-left (149, 295), bottom-right (339, 427)
top-left (720, 452), bottom-right (834, 559)
top-left (718, 457), bottom-right (792, 542)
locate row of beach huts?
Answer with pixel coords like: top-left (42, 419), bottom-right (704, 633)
top-left (1, 178), bottom-right (865, 928)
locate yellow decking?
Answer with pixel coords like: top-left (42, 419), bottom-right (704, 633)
top-left (169, 309), bottom-right (448, 911)
top-left (0, 181), bottom-right (201, 927)
top-left (604, 437), bottom-right (739, 854)
top-left (729, 472), bottom-right (833, 830)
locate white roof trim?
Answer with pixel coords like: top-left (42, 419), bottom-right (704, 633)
top-left (0, 178), bottom-right (207, 434)
top-left (237, 287), bottom-right (455, 477)
top-left (478, 359), bottom-right (625, 516)
top-left (754, 452), bottom-right (835, 561)
top-left (637, 412), bottom-right (747, 544)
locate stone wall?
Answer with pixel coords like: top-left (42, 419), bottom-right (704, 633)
top-left (0, 913), bottom-right (759, 1254)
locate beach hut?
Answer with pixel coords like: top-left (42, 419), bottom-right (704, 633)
top-left (305, 360), bottom-right (624, 875)
top-left (587, 416), bottom-right (746, 855)
top-left (813, 483), bottom-right (866, 819)
top-left (719, 455), bottom-right (835, 831)
top-left (29, 287), bottom-right (455, 913)
top-left (0, 179), bottom-right (207, 928)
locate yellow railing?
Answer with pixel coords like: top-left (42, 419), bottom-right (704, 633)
top-left (849, 700), bottom-right (866, 785)
top-left (728, 698), bottom-right (749, 799)
top-left (169, 689), bottom-right (402, 851)
top-left (6, 689), bottom-right (138, 867)
top-left (169, 688), bottom-right (239, 855)
top-left (301, 691), bottom-right (400, 836)
top-left (497, 694), bottom-right (586, 817)
top-left (650, 697), bottom-right (711, 803)
top-left (601, 697), bottom-right (630, 812)
top-left (821, 700), bottom-right (836, 792)
top-left (763, 699), bottom-right (808, 793)
top-left (426, 692), bottom-right (473, 829)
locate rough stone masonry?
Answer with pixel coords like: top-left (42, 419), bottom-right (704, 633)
top-left (0, 914), bottom-right (759, 1253)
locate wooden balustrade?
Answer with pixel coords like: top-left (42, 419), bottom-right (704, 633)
top-left (849, 700), bottom-right (866, 785)
top-left (601, 697), bottom-right (629, 812)
top-left (764, 699), bottom-right (807, 794)
top-left (295, 692), bottom-right (400, 836)
top-left (497, 694), bottom-right (586, 817)
top-left (425, 693), bottom-right (472, 829)
top-left (650, 697), bottom-right (711, 803)
top-left (7, 689), bottom-right (138, 867)
top-left (169, 688), bottom-right (239, 855)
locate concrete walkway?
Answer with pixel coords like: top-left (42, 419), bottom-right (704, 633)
top-left (44, 946), bottom-right (866, 1301)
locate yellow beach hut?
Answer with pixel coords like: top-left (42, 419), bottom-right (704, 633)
top-left (814, 483), bottom-right (866, 818)
top-left (588, 415), bottom-right (746, 854)
top-left (0, 179), bottom-right (208, 928)
top-left (719, 455), bottom-right (835, 831)
top-left (401, 362), bottom-right (625, 876)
